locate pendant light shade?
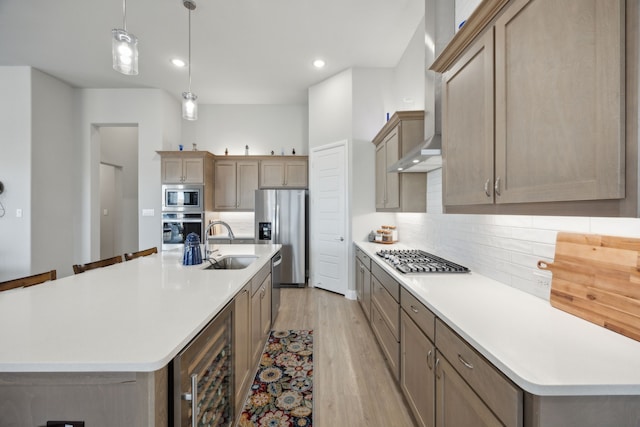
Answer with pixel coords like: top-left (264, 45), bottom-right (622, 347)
top-left (112, 29), bottom-right (139, 75)
top-left (182, 92), bottom-right (198, 120)
top-left (182, 0), bottom-right (198, 121)
top-left (112, 0), bottom-right (138, 75)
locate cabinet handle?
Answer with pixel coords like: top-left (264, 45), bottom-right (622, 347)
top-left (181, 373), bottom-right (198, 427)
top-left (458, 354), bottom-right (474, 370)
top-left (427, 349), bottom-right (433, 370)
top-left (360, 266), bottom-right (364, 273)
top-left (494, 176), bottom-right (501, 196)
top-left (435, 357), bottom-right (441, 379)
top-left (410, 305), bottom-right (419, 314)
top-left (484, 178), bottom-right (491, 197)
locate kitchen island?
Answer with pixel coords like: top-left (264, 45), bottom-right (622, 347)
top-left (0, 244), bottom-right (280, 426)
top-left (355, 241), bottom-right (640, 426)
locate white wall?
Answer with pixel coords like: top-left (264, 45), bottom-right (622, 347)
top-left (30, 68), bottom-right (79, 278)
top-left (391, 16), bottom-right (426, 113)
top-left (308, 69), bottom-right (353, 150)
top-left (181, 104), bottom-right (309, 155)
top-left (0, 67), bottom-right (32, 281)
top-left (79, 89), bottom-right (181, 263)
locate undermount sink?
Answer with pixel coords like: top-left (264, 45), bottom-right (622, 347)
top-left (203, 255), bottom-right (258, 270)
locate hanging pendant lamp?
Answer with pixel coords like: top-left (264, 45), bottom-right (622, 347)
top-left (182, 0), bottom-right (198, 121)
top-left (112, 0), bottom-right (139, 75)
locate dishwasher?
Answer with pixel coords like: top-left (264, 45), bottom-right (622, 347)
top-left (271, 251), bottom-right (282, 324)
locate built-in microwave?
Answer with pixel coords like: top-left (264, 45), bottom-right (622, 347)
top-left (162, 184), bottom-right (203, 212)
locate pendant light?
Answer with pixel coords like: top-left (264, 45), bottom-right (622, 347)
top-left (112, 0), bottom-right (139, 75)
top-left (182, 0), bottom-right (198, 121)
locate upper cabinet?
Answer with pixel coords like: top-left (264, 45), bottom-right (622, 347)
top-left (259, 157), bottom-right (308, 189)
top-left (158, 151), bottom-right (215, 185)
top-left (214, 159), bottom-right (259, 211)
top-left (433, 0), bottom-right (637, 217)
top-left (372, 111), bottom-right (427, 212)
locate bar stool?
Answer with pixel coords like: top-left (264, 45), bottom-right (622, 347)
top-left (72, 256), bottom-right (122, 274)
top-left (0, 270), bottom-right (57, 292)
top-left (124, 247), bottom-right (158, 261)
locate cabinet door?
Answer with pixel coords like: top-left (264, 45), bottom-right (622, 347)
top-left (435, 352), bottom-right (502, 427)
top-left (362, 266), bottom-right (371, 322)
top-left (401, 310), bottom-right (435, 427)
top-left (251, 287), bottom-right (264, 366)
top-left (260, 274), bottom-right (272, 338)
top-left (355, 257), bottom-right (364, 302)
top-left (384, 129), bottom-right (400, 209)
top-left (442, 29), bottom-right (495, 206)
top-left (233, 284), bottom-right (251, 415)
top-left (237, 161), bottom-right (259, 209)
top-left (375, 144), bottom-right (387, 209)
top-left (260, 161), bottom-right (285, 188)
top-left (161, 157), bottom-right (184, 183)
top-left (284, 160), bottom-right (308, 188)
top-left (494, 0), bottom-right (624, 204)
top-left (214, 161), bottom-right (238, 209)
top-left (182, 157), bottom-right (204, 183)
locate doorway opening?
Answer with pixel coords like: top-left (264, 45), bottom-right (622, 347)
top-left (97, 126), bottom-right (139, 259)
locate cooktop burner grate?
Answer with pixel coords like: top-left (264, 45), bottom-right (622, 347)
top-left (376, 249), bottom-right (470, 274)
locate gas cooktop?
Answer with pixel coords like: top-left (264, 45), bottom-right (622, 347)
top-left (376, 249), bottom-right (470, 274)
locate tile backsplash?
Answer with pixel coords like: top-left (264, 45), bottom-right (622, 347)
top-left (389, 169), bottom-right (640, 300)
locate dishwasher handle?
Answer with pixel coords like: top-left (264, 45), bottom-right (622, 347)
top-left (272, 253), bottom-right (282, 267)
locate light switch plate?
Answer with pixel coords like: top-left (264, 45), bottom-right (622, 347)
top-left (142, 209), bottom-right (155, 217)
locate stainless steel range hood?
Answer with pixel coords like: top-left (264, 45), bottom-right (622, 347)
top-left (388, 0), bottom-right (453, 173)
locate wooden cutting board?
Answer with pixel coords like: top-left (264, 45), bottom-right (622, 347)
top-left (537, 232), bottom-right (640, 342)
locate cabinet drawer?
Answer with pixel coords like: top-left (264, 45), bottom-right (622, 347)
top-left (371, 303), bottom-right (400, 380)
top-left (372, 276), bottom-right (399, 340)
top-left (400, 287), bottom-right (435, 342)
top-left (436, 319), bottom-right (522, 427)
top-left (355, 247), bottom-right (371, 271)
top-left (371, 261), bottom-right (399, 302)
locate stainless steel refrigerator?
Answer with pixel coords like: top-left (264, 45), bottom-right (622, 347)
top-left (255, 189), bottom-right (307, 287)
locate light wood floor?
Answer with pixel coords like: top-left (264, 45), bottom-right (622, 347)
top-left (272, 286), bottom-right (417, 427)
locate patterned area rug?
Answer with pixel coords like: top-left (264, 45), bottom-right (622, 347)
top-left (238, 330), bottom-right (313, 427)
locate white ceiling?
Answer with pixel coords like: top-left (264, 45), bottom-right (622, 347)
top-left (0, 0), bottom-right (424, 105)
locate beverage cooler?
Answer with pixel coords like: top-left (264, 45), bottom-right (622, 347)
top-left (171, 304), bottom-right (233, 426)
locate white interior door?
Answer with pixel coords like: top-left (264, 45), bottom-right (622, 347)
top-left (310, 141), bottom-right (348, 296)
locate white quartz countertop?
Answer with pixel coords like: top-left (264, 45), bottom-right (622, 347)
top-left (355, 241), bottom-right (640, 396)
top-left (0, 244), bottom-right (280, 373)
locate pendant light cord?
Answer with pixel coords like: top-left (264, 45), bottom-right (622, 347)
top-left (122, 0), bottom-right (127, 30)
top-left (188, 9), bottom-right (192, 92)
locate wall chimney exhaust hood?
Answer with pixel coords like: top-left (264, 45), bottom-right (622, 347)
top-left (388, 0), bottom-right (453, 173)
top-left (387, 133), bottom-right (442, 173)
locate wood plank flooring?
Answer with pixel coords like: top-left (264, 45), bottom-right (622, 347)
top-left (272, 286), bottom-right (417, 427)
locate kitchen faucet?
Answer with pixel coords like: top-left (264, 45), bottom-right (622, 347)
top-left (203, 220), bottom-right (235, 258)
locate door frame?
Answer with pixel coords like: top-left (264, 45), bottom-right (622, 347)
top-left (309, 140), bottom-right (353, 299)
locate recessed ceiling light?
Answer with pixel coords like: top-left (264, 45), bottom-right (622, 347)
top-left (171, 58), bottom-right (186, 67)
top-left (313, 59), bottom-right (326, 68)
top-left (412, 159), bottom-right (420, 164)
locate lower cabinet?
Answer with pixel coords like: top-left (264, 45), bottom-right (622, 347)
top-left (234, 261), bottom-right (272, 420)
top-left (250, 264), bottom-right (272, 367)
top-left (435, 352), bottom-right (504, 427)
top-left (233, 283), bottom-right (251, 415)
top-left (401, 310), bottom-right (435, 427)
top-left (355, 247), bottom-right (372, 321)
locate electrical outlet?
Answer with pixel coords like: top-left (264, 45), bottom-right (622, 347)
top-left (533, 272), bottom-right (551, 290)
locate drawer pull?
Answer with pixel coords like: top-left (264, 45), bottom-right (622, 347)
top-left (410, 305), bottom-right (419, 314)
top-left (427, 349), bottom-right (433, 369)
top-left (458, 354), bottom-right (474, 370)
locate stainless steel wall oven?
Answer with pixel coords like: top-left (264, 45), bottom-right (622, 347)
top-left (162, 212), bottom-right (203, 250)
